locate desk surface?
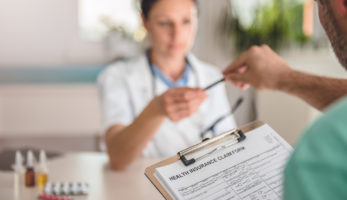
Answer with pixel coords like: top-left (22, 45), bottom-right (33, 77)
top-left (0, 152), bottom-right (163, 200)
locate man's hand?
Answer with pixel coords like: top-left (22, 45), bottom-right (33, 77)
top-left (158, 87), bottom-right (208, 122)
top-left (223, 45), bottom-right (292, 90)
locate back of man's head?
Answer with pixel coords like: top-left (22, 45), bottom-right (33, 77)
top-left (317, 0), bottom-right (347, 69)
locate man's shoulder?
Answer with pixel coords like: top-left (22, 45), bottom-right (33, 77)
top-left (283, 98), bottom-right (347, 200)
top-left (295, 96), bottom-right (347, 158)
top-left (306, 97), bottom-right (347, 138)
top-left (323, 96), bottom-right (347, 124)
top-left (310, 97), bottom-right (347, 134)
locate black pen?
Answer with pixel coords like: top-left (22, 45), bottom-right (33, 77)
top-left (203, 78), bottom-right (225, 91)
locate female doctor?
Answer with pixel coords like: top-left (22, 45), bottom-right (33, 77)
top-left (98, 0), bottom-right (237, 170)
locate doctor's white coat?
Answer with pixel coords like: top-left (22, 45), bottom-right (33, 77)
top-left (98, 53), bottom-right (237, 157)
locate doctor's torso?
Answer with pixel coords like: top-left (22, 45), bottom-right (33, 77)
top-left (98, 53), bottom-right (237, 157)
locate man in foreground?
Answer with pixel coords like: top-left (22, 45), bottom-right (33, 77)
top-left (223, 0), bottom-right (347, 199)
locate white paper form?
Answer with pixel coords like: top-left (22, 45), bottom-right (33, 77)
top-left (155, 124), bottom-right (292, 200)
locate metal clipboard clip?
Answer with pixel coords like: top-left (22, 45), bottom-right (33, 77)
top-left (178, 129), bottom-right (246, 166)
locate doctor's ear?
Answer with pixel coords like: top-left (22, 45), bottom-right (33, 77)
top-left (141, 14), bottom-right (149, 31)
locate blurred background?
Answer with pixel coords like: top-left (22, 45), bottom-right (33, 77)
top-left (0, 0), bottom-right (345, 154)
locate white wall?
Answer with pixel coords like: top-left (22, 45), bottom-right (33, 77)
top-left (0, 0), bottom-right (239, 67)
top-left (0, 0), bottom-right (253, 151)
top-left (0, 0), bottom-right (108, 66)
top-left (0, 85), bottom-right (101, 137)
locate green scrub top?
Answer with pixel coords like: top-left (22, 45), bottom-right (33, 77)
top-left (284, 97), bottom-right (347, 200)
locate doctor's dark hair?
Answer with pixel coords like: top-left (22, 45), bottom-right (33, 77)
top-left (141, 0), bottom-right (197, 19)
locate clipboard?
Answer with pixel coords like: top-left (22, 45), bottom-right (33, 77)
top-left (145, 120), bottom-right (265, 200)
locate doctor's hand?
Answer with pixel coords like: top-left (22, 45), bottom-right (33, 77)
top-left (223, 45), bottom-right (292, 90)
top-left (156, 87), bottom-right (208, 122)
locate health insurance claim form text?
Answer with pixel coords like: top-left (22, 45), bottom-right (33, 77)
top-left (154, 124), bottom-right (293, 200)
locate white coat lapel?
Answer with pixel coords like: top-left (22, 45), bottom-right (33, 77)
top-left (128, 54), bottom-right (153, 116)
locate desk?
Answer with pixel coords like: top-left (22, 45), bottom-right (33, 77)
top-left (0, 152), bottom-right (163, 200)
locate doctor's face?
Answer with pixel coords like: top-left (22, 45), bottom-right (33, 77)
top-left (143, 0), bottom-right (198, 58)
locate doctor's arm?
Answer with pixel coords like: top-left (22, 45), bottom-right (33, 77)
top-left (223, 45), bottom-right (347, 111)
top-left (105, 88), bottom-right (208, 171)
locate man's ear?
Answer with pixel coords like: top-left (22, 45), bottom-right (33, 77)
top-left (337, 0), bottom-right (347, 16)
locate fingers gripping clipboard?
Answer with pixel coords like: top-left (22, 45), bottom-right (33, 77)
top-left (144, 121), bottom-right (291, 200)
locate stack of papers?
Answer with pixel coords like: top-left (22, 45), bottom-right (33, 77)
top-left (154, 124), bottom-right (292, 200)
